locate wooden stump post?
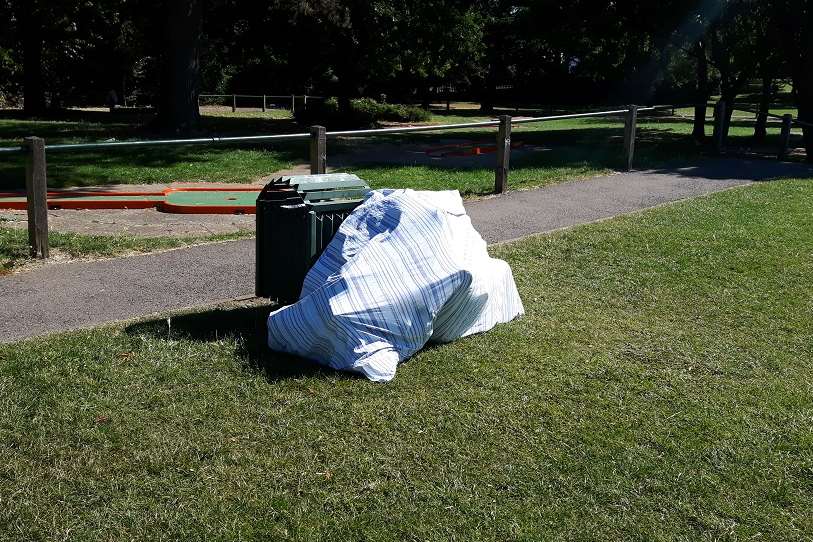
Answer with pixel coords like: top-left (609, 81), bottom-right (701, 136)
top-left (310, 125), bottom-right (326, 174)
top-left (623, 104), bottom-right (638, 171)
top-left (778, 114), bottom-right (793, 160)
top-left (24, 136), bottom-right (49, 258)
top-left (232, 94), bottom-right (236, 113)
top-left (494, 115), bottom-right (512, 194)
top-left (712, 100), bottom-right (727, 155)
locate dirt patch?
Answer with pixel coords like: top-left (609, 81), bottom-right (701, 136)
top-left (1, 208), bottom-right (256, 238)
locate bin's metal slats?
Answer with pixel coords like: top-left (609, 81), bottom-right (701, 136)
top-left (304, 189), bottom-right (369, 202)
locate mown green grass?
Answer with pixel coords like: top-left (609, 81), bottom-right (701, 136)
top-left (2, 178), bottom-right (812, 540)
top-left (0, 226), bottom-right (254, 274)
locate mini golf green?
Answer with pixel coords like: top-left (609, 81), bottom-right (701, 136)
top-left (162, 190), bottom-right (259, 214)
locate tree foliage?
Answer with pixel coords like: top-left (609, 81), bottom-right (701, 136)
top-left (0, 0), bottom-right (809, 150)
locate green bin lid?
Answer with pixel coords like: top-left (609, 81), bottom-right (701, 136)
top-left (271, 173), bottom-right (370, 203)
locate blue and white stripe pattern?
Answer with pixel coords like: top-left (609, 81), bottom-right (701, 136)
top-left (267, 189), bottom-right (524, 381)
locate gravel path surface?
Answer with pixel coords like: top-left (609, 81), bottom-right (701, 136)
top-left (3, 158), bottom-right (812, 343)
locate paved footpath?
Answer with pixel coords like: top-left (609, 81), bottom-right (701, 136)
top-left (3, 158), bottom-right (812, 343)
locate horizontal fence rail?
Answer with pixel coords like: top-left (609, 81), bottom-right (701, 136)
top-left (198, 93), bottom-right (326, 113)
top-left (0, 106), bottom-right (665, 155)
top-left (199, 94), bottom-right (325, 99)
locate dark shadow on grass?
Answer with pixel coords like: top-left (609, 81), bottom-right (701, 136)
top-left (0, 108), bottom-right (301, 139)
top-left (0, 108), bottom-right (313, 190)
top-left (646, 156), bottom-right (813, 182)
top-left (336, 126), bottom-right (705, 194)
top-left (0, 141), bottom-right (307, 190)
top-left (123, 303), bottom-right (353, 381)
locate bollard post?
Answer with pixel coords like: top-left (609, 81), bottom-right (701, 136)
top-left (712, 100), bottom-right (727, 155)
top-left (291, 94), bottom-right (296, 114)
top-left (232, 94), bottom-right (236, 113)
top-left (23, 137), bottom-right (49, 258)
top-left (494, 115), bottom-right (511, 194)
top-left (304, 95), bottom-right (308, 106)
top-left (310, 125), bottom-right (326, 174)
top-left (623, 104), bottom-right (638, 171)
top-left (778, 114), bottom-right (793, 160)
top-left (262, 94), bottom-right (266, 113)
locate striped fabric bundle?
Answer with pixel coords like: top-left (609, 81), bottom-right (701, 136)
top-left (266, 189), bottom-right (524, 381)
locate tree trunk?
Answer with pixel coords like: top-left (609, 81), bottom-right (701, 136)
top-left (753, 73), bottom-right (772, 143)
top-left (692, 40), bottom-right (709, 141)
top-left (718, 87), bottom-right (742, 142)
top-left (797, 7), bottom-right (813, 162)
top-left (154, 0), bottom-right (202, 133)
top-left (772, 0), bottom-right (813, 162)
top-left (19, 6), bottom-right (46, 117)
top-left (795, 77), bottom-right (813, 163)
top-left (479, 75), bottom-right (495, 115)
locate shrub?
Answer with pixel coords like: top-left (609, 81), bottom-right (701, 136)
top-left (294, 97), bottom-right (430, 128)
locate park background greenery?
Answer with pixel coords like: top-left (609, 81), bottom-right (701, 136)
top-left (1, 0), bottom-right (812, 158)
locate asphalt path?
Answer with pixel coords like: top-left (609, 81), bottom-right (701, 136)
top-left (3, 158), bottom-right (812, 343)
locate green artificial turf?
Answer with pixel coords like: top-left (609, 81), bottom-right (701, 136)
top-left (2, 178), bottom-right (812, 540)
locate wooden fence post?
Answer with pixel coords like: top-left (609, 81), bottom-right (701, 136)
top-left (494, 115), bottom-right (511, 194)
top-left (262, 94), bottom-right (266, 113)
top-left (778, 114), bottom-right (793, 160)
top-left (310, 125), bottom-right (326, 174)
top-left (24, 136), bottom-right (49, 258)
top-left (712, 100), bottom-right (727, 155)
top-left (232, 94), bottom-right (236, 113)
top-left (623, 104), bottom-right (638, 171)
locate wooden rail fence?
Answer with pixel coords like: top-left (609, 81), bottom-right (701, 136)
top-left (2, 104), bottom-right (681, 259)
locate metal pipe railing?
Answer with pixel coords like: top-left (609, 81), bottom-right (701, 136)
top-left (199, 94), bottom-right (325, 99)
top-left (0, 106), bottom-right (665, 154)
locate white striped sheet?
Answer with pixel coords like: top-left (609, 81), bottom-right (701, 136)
top-left (267, 189), bottom-right (524, 381)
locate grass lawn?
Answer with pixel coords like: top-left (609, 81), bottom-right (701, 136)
top-left (2, 178), bottom-right (812, 540)
top-left (0, 226), bottom-right (253, 274)
top-left (0, 109), bottom-right (304, 189)
top-left (1, 103), bottom-right (802, 194)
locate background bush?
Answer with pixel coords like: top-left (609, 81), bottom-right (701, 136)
top-left (294, 97), bottom-right (430, 128)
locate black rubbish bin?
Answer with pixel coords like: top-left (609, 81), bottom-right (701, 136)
top-left (255, 173), bottom-right (370, 303)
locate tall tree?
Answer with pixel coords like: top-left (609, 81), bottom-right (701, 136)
top-left (12, 0), bottom-right (46, 115)
top-left (706, 0), bottom-right (761, 136)
top-left (771, 0), bottom-right (813, 160)
top-left (154, 0), bottom-right (203, 132)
